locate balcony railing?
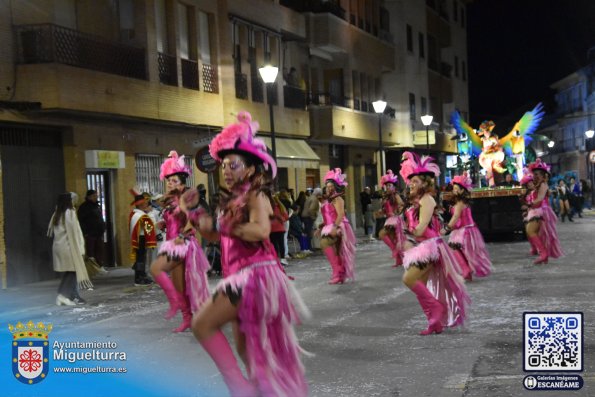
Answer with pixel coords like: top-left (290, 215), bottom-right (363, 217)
top-left (280, 0), bottom-right (346, 19)
top-left (235, 73), bottom-right (248, 99)
top-left (181, 58), bottom-right (199, 90)
top-left (15, 23), bottom-right (147, 80)
top-left (202, 63), bottom-right (218, 93)
top-left (284, 85), bottom-right (306, 109)
top-left (158, 52), bottom-right (177, 86)
top-left (309, 92), bottom-right (350, 108)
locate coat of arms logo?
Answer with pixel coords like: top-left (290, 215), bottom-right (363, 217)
top-left (9, 321), bottom-right (53, 384)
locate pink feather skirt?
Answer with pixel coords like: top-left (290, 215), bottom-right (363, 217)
top-left (321, 221), bottom-right (356, 281)
top-left (403, 237), bottom-right (471, 328)
top-left (184, 237), bottom-right (211, 313)
top-left (215, 260), bottom-right (310, 396)
top-left (449, 225), bottom-right (492, 277)
top-left (539, 206), bottom-right (563, 259)
top-left (383, 215), bottom-right (406, 251)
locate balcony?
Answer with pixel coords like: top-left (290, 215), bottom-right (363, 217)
top-left (308, 92), bottom-right (350, 108)
top-left (15, 24), bottom-right (147, 80)
top-left (181, 58), bottom-right (199, 90)
top-left (309, 105), bottom-right (404, 145)
top-left (280, 0), bottom-right (346, 20)
top-left (284, 85), bottom-right (306, 109)
top-left (202, 64), bottom-right (218, 93)
top-left (158, 52), bottom-right (177, 86)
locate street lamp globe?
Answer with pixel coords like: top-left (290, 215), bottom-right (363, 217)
top-left (372, 100), bottom-right (387, 114)
top-left (547, 140), bottom-right (555, 148)
top-left (585, 129), bottom-right (595, 139)
top-left (421, 114), bottom-right (433, 126)
top-left (258, 65), bottom-right (278, 83)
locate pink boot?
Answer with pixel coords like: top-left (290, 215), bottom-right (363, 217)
top-left (200, 331), bottom-right (258, 397)
top-left (411, 281), bottom-right (445, 335)
top-left (154, 272), bottom-right (183, 319)
top-left (452, 249), bottom-right (472, 281)
top-left (392, 251), bottom-right (403, 268)
top-left (528, 238), bottom-right (538, 256)
top-left (528, 236), bottom-right (548, 264)
top-left (172, 295), bottom-right (192, 333)
top-left (323, 247), bottom-right (344, 284)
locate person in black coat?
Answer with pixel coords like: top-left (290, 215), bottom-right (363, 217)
top-left (77, 190), bottom-right (106, 265)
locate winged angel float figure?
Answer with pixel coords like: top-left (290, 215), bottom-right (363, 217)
top-left (451, 103), bottom-right (544, 187)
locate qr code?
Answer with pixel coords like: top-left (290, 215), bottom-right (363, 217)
top-left (524, 312), bottom-right (582, 371)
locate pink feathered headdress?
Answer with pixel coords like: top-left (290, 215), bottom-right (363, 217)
top-left (160, 150), bottom-right (191, 180)
top-left (451, 172), bottom-right (473, 191)
top-left (324, 168), bottom-right (348, 187)
top-left (519, 167), bottom-right (534, 185)
top-left (527, 158), bottom-right (550, 174)
top-left (399, 151), bottom-right (440, 183)
top-left (380, 170), bottom-right (398, 188)
top-left (209, 111), bottom-right (277, 177)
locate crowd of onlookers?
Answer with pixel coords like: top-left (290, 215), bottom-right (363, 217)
top-left (548, 176), bottom-right (590, 222)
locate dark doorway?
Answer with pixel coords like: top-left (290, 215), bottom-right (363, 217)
top-left (86, 171), bottom-right (115, 266)
top-left (0, 124), bottom-right (65, 287)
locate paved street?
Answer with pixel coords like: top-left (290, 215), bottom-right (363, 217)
top-left (1, 214), bottom-right (594, 397)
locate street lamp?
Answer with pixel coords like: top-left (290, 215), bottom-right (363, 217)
top-left (421, 114), bottom-right (433, 152)
top-left (372, 100), bottom-right (387, 175)
top-left (547, 140), bottom-right (555, 148)
top-left (259, 65), bottom-right (279, 164)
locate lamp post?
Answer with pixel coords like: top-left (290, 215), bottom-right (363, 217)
top-left (585, 129), bottom-right (594, 207)
top-left (372, 100), bottom-right (387, 175)
top-left (421, 114), bottom-right (433, 152)
top-left (259, 65), bottom-right (279, 164)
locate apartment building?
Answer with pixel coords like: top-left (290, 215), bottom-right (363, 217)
top-left (0, 0), bottom-right (468, 287)
top-left (536, 54), bottom-right (595, 187)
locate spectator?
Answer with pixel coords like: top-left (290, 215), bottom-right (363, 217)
top-left (498, 172), bottom-right (520, 187)
top-left (77, 190), bottom-right (106, 266)
top-left (270, 195), bottom-right (289, 265)
top-left (569, 177), bottom-right (583, 218)
top-left (301, 188), bottom-right (322, 250)
top-left (129, 194), bottom-right (156, 286)
top-left (360, 187), bottom-right (374, 240)
top-left (286, 67), bottom-right (299, 87)
top-left (288, 204), bottom-right (310, 255)
top-left (48, 193), bottom-right (93, 306)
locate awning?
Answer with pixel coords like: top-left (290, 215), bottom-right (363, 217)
top-left (260, 137), bottom-right (320, 169)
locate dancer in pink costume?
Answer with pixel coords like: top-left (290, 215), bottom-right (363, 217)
top-left (400, 152), bottom-right (470, 335)
top-left (377, 170), bottom-right (406, 268)
top-left (525, 159), bottom-right (563, 264)
top-left (441, 172), bottom-right (492, 280)
top-left (317, 168), bottom-right (356, 284)
top-left (150, 151), bottom-right (210, 333)
top-left (519, 169), bottom-right (538, 255)
top-left (188, 112), bottom-right (309, 397)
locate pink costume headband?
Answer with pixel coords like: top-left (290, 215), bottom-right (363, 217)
top-left (380, 170), bottom-right (398, 188)
top-left (324, 168), bottom-right (348, 187)
top-left (399, 151), bottom-right (441, 184)
top-left (527, 158), bottom-right (550, 174)
top-left (209, 111), bottom-right (277, 177)
top-left (159, 150), bottom-right (191, 180)
top-left (451, 172), bottom-right (473, 191)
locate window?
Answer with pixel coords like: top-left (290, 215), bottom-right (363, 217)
top-left (454, 56), bottom-right (459, 77)
top-left (406, 25), bottom-right (413, 52)
top-left (421, 97), bottom-right (427, 115)
top-left (135, 154), bottom-right (163, 195)
top-left (418, 32), bottom-right (425, 58)
top-left (135, 154), bottom-right (195, 195)
top-left (198, 11), bottom-right (211, 64)
top-left (409, 93), bottom-right (416, 120)
top-left (178, 3), bottom-right (190, 60)
top-left (155, 0), bottom-right (169, 53)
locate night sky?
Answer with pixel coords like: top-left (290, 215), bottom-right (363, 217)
top-left (467, 0), bottom-right (595, 127)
